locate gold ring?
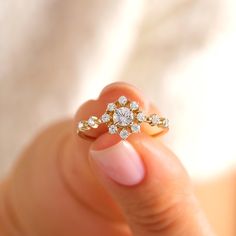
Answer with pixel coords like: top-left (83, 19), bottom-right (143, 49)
top-left (77, 96), bottom-right (169, 140)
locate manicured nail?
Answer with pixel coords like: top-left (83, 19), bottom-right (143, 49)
top-left (90, 141), bottom-right (145, 186)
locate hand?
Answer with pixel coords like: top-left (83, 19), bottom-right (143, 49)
top-left (0, 82), bottom-right (215, 236)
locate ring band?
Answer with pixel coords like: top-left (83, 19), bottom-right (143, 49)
top-left (77, 96), bottom-right (169, 140)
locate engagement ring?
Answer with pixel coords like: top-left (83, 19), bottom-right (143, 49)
top-left (77, 96), bottom-right (169, 140)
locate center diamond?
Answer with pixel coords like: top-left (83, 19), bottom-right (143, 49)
top-left (113, 107), bottom-right (134, 127)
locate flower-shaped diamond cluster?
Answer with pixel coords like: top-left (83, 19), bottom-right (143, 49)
top-left (100, 96), bottom-right (146, 139)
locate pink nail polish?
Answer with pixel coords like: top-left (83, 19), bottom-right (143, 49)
top-left (90, 141), bottom-right (145, 186)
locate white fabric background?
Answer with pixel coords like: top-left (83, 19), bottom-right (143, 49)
top-left (0, 0), bottom-right (235, 179)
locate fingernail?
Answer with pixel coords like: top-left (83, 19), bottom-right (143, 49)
top-left (90, 141), bottom-right (145, 186)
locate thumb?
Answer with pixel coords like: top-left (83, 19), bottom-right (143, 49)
top-left (89, 133), bottom-right (215, 236)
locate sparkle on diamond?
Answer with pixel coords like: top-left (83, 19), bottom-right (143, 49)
top-left (130, 101), bottom-right (139, 111)
top-left (119, 129), bottom-right (129, 139)
top-left (107, 103), bottom-right (116, 112)
top-left (131, 124), bottom-right (140, 133)
top-left (151, 114), bottom-right (160, 125)
top-left (109, 125), bottom-right (118, 134)
top-left (118, 96), bottom-right (127, 105)
top-left (101, 113), bottom-right (110, 123)
top-left (137, 112), bottom-right (146, 122)
top-left (113, 107), bottom-right (134, 127)
top-left (88, 117), bottom-right (96, 127)
top-left (78, 121), bottom-right (85, 131)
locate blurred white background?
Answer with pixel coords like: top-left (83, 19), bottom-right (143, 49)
top-left (0, 0), bottom-right (235, 179)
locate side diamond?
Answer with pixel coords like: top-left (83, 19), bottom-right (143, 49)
top-left (101, 113), bottom-right (110, 123)
top-left (137, 112), bottom-right (146, 122)
top-left (107, 103), bottom-right (116, 112)
top-left (118, 96), bottom-right (127, 105)
top-left (131, 124), bottom-right (140, 133)
top-left (163, 118), bottom-right (169, 128)
top-left (119, 129), bottom-right (129, 139)
top-left (130, 101), bottom-right (139, 110)
top-left (78, 121), bottom-right (85, 131)
top-left (88, 117), bottom-right (96, 127)
top-left (150, 114), bottom-right (160, 125)
top-left (108, 125), bottom-right (118, 134)
top-left (77, 121), bottom-right (88, 131)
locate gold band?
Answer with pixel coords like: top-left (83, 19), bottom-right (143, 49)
top-left (77, 116), bottom-right (169, 141)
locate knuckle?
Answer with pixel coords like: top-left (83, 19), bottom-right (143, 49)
top-left (126, 190), bottom-right (192, 234)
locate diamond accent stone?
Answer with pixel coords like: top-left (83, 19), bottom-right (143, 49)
top-left (150, 114), bottom-right (160, 125)
top-left (108, 125), bottom-right (118, 134)
top-left (78, 121), bottom-right (86, 131)
top-left (88, 117), bottom-right (96, 127)
top-left (119, 129), bottom-right (129, 139)
top-left (113, 107), bottom-right (134, 127)
top-left (107, 103), bottom-right (116, 112)
top-left (163, 118), bottom-right (169, 127)
top-left (137, 112), bottom-right (146, 122)
top-left (131, 124), bottom-right (140, 133)
top-left (130, 101), bottom-right (139, 111)
top-left (101, 113), bottom-right (110, 123)
top-left (118, 96), bottom-right (127, 105)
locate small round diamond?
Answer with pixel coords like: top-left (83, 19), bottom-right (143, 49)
top-left (88, 117), bottom-right (96, 127)
top-left (78, 121), bottom-right (86, 131)
top-left (118, 96), bottom-right (127, 105)
top-left (119, 129), bottom-right (129, 139)
top-left (163, 118), bottom-right (169, 128)
top-left (131, 124), bottom-right (140, 133)
top-left (101, 113), bottom-right (110, 123)
top-left (150, 114), bottom-right (160, 125)
top-left (113, 107), bottom-right (134, 127)
top-left (130, 101), bottom-right (139, 110)
top-left (108, 125), bottom-right (118, 134)
top-left (137, 112), bottom-right (146, 122)
top-left (107, 103), bottom-right (116, 112)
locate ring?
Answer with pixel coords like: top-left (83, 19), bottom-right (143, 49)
top-left (77, 96), bottom-right (169, 140)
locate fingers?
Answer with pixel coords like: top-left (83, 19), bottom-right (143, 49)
top-left (0, 81), bottom-right (214, 236)
top-left (0, 82), bottom-right (162, 236)
top-left (0, 121), bottom-right (129, 236)
top-left (64, 82), bottom-right (160, 220)
top-left (89, 133), bottom-right (215, 236)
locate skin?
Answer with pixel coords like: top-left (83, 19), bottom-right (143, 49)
top-left (0, 82), bottom-right (216, 236)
